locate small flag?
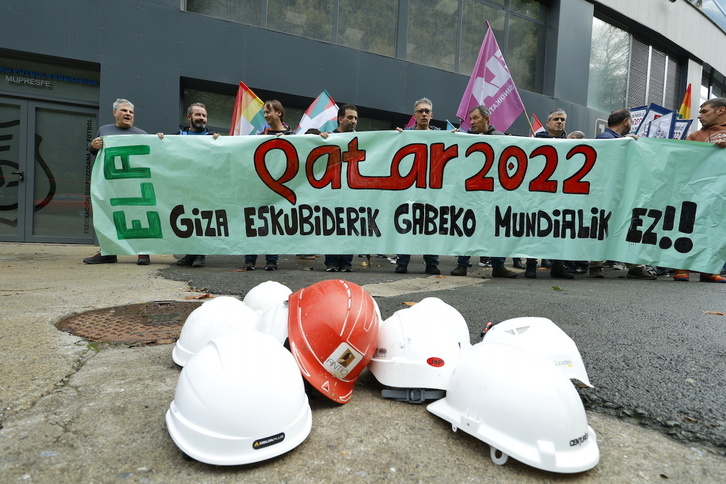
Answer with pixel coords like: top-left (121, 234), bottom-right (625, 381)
top-left (446, 119), bottom-right (457, 131)
top-left (404, 115), bottom-right (416, 129)
top-left (456, 21), bottom-right (525, 133)
top-left (678, 83), bottom-right (692, 120)
top-left (229, 82), bottom-right (267, 136)
top-left (296, 90), bottom-right (339, 134)
top-left (530, 113), bottom-right (545, 137)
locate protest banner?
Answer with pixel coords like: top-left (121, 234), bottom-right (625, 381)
top-left (92, 131), bottom-right (726, 273)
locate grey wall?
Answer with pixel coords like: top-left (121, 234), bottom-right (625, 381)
top-left (0, 0), bottom-right (609, 137)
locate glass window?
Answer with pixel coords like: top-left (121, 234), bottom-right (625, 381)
top-left (504, 14), bottom-right (541, 92)
top-left (185, 0), bottom-right (263, 26)
top-left (267, 0), bottom-right (334, 42)
top-left (587, 18), bottom-right (630, 112)
top-left (338, 0), bottom-right (397, 57)
top-left (407, 0), bottom-right (459, 72)
top-left (460, 1), bottom-right (506, 76)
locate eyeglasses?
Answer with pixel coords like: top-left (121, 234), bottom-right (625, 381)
top-left (415, 108), bottom-right (431, 114)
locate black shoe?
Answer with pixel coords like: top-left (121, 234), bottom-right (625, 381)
top-left (541, 259), bottom-right (552, 269)
top-left (244, 260), bottom-right (256, 271)
top-left (492, 267), bottom-right (518, 278)
top-left (265, 259), bottom-right (277, 271)
top-left (136, 255), bottom-right (151, 266)
top-left (525, 262), bottom-right (537, 278)
top-left (450, 265), bottom-right (468, 276)
top-left (425, 265), bottom-right (440, 275)
top-left (340, 265), bottom-right (352, 272)
top-left (192, 256), bottom-right (206, 268)
top-left (83, 252), bottom-right (117, 264)
top-left (550, 261), bottom-right (574, 279)
top-left (395, 264), bottom-right (408, 274)
top-left (326, 266), bottom-right (338, 272)
top-left (512, 259), bottom-right (525, 269)
top-left (176, 255), bottom-right (195, 266)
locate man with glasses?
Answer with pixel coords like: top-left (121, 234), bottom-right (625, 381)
top-left (393, 98), bottom-right (440, 275)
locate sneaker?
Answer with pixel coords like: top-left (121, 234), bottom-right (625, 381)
top-left (491, 267), bottom-right (518, 278)
top-left (512, 259), bottom-right (525, 269)
top-left (192, 255), bottom-right (206, 268)
top-left (264, 259), bottom-right (277, 271)
top-left (425, 265), bottom-right (441, 275)
top-left (136, 255), bottom-right (150, 266)
top-left (612, 261), bottom-right (626, 271)
top-left (478, 259), bottom-right (492, 268)
top-left (176, 255), bottom-right (195, 266)
top-left (700, 273), bottom-right (726, 283)
top-left (673, 270), bottom-right (689, 281)
top-left (340, 265), bottom-right (353, 272)
top-left (326, 266), bottom-right (338, 272)
top-left (244, 260), bottom-right (256, 271)
top-left (395, 264), bottom-right (408, 274)
top-left (450, 265), bottom-right (468, 276)
top-left (589, 266), bottom-right (604, 278)
top-left (626, 266), bottom-right (656, 280)
top-left (83, 252), bottom-right (117, 264)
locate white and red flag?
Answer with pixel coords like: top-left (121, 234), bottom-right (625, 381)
top-left (456, 21), bottom-right (525, 133)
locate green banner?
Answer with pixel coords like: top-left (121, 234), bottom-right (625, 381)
top-left (92, 131), bottom-right (726, 273)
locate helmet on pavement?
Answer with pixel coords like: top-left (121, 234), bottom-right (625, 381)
top-left (166, 330), bottom-right (312, 465)
top-left (256, 300), bottom-right (289, 345)
top-left (427, 341), bottom-right (599, 473)
top-left (172, 296), bottom-right (259, 367)
top-left (368, 297), bottom-right (472, 402)
top-left (481, 316), bottom-right (592, 387)
top-left (244, 281), bottom-right (293, 314)
top-left (287, 279), bottom-right (380, 404)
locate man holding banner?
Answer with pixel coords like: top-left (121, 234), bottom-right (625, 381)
top-left (450, 105), bottom-right (517, 279)
top-left (394, 98), bottom-right (440, 275)
top-left (674, 97), bottom-right (726, 282)
top-left (324, 104), bottom-right (359, 272)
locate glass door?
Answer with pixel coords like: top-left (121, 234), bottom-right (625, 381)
top-left (0, 97), bottom-right (98, 243)
top-left (0, 100), bottom-right (26, 241)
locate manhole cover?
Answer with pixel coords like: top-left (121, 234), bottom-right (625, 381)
top-left (56, 300), bottom-right (204, 345)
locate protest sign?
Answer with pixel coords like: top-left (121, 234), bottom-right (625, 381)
top-left (92, 131), bottom-right (726, 273)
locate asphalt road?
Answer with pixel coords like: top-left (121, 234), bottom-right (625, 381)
top-left (160, 254), bottom-right (726, 455)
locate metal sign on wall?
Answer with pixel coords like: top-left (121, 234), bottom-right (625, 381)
top-left (0, 54), bottom-right (99, 102)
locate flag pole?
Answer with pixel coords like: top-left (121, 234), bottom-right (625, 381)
top-left (523, 108), bottom-right (535, 136)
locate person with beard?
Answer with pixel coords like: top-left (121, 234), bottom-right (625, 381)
top-left (164, 102), bottom-right (220, 268)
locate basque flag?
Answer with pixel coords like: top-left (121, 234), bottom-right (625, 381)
top-left (296, 90), bottom-right (339, 133)
top-left (229, 81), bottom-right (267, 136)
top-left (456, 21), bottom-right (525, 133)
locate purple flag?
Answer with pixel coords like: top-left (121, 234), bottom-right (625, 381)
top-left (456, 22), bottom-right (525, 132)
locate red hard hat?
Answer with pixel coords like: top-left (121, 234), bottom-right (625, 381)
top-left (287, 279), bottom-right (380, 404)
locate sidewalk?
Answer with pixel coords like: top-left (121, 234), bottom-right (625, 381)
top-left (1, 243), bottom-right (724, 483)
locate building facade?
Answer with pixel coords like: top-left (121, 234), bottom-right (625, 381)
top-left (0, 0), bottom-right (723, 244)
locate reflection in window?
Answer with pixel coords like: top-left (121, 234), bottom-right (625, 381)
top-left (267, 0), bottom-right (333, 42)
top-left (338, 0), bottom-right (396, 57)
top-left (185, 0), bottom-right (262, 26)
top-left (407, 0), bottom-right (459, 72)
top-left (588, 18), bottom-right (629, 112)
top-left (504, 14), bottom-right (541, 92)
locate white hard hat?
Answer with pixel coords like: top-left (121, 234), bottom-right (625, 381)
top-left (243, 281), bottom-right (293, 314)
top-left (368, 297), bottom-right (472, 402)
top-left (427, 341), bottom-right (599, 474)
top-left (172, 296), bottom-right (259, 367)
top-left (481, 316), bottom-right (593, 387)
top-left (166, 330), bottom-right (312, 465)
top-left (256, 300), bottom-right (289, 344)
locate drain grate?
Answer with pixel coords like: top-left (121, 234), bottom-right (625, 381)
top-left (56, 300), bottom-right (204, 345)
